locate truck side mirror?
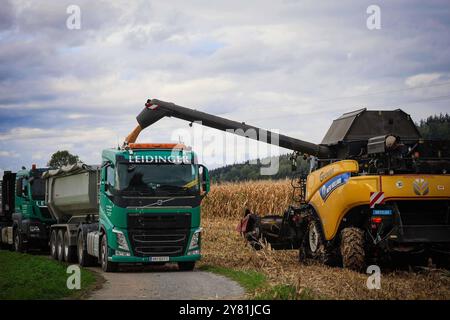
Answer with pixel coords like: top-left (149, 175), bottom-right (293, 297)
top-left (199, 165), bottom-right (210, 195)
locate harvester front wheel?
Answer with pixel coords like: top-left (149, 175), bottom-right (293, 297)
top-left (340, 227), bottom-right (365, 272)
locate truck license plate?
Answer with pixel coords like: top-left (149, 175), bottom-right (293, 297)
top-left (150, 256), bottom-right (169, 262)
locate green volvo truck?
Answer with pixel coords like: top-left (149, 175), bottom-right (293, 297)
top-left (0, 166), bottom-right (55, 251)
top-left (44, 143), bottom-right (209, 272)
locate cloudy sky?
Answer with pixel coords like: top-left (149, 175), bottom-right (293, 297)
top-left (0, 0), bottom-right (449, 174)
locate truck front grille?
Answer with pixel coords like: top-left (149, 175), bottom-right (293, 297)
top-left (127, 213), bottom-right (191, 257)
top-left (129, 229), bottom-right (188, 256)
top-left (128, 212), bottom-right (191, 229)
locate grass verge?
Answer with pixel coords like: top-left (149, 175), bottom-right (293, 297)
top-left (0, 250), bottom-right (98, 300)
top-left (199, 265), bottom-right (315, 300)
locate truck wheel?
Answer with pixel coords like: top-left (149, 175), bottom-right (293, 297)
top-left (63, 230), bottom-right (76, 263)
top-left (340, 227), bottom-right (366, 272)
top-left (50, 230), bottom-right (58, 259)
top-left (77, 232), bottom-right (95, 267)
top-left (101, 234), bottom-right (118, 272)
top-left (301, 219), bottom-right (332, 265)
top-left (13, 229), bottom-right (26, 253)
top-left (56, 230), bottom-right (65, 262)
top-left (178, 261), bottom-right (196, 271)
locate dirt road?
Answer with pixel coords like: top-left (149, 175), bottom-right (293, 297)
top-left (87, 265), bottom-right (244, 300)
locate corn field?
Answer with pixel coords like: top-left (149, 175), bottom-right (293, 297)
top-left (199, 180), bottom-right (450, 300)
top-left (202, 179), bottom-right (293, 219)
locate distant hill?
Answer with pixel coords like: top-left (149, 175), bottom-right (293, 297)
top-left (209, 154), bottom-right (309, 183)
top-left (211, 114), bottom-right (450, 182)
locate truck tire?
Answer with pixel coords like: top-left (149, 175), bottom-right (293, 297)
top-left (300, 219), bottom-right (332, 265)
top-left (63, 230), bottom-right (76, 263)
top-left (50, 230), bottom-right (58, 259)
top-left (77, 232), bottom-right (95, 267)
top-left (56, 230), bottom-right (64, 262)
top-left (13, 229), bottom-right (26, 253)
top-left (340, 227), bottom-right (366, 272)
top-left (178, 261), bottom-right (196, 271)
top-left (101, 234), bottom-right (118, 272)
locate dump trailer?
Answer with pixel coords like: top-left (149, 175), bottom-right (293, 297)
top-left (44, 143), bottom-right (210, 272)
top-left (137, 98), bottom-right (450, 270)
top-left (0, 167), bottom-right (55, 251)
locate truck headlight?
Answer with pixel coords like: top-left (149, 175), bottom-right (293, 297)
top-left (112, 229), bottom-right (129, 251)
top-left (29, 225), bottom-right (40, 233)
top-left (189, 228), bottom-right (202, 250)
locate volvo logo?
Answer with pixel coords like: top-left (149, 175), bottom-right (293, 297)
top-left (413, 178), bottom-right (429, 196)
top-left (142, 198), bottom-right (175, 207)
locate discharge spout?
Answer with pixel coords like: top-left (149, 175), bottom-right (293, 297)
top-left (134, 99), bottom-right (330, 157)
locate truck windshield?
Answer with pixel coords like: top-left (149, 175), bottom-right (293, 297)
top-left (117, 164), bottom-right (199, 196)
top-left (30, 178), bottom-right (45, 200)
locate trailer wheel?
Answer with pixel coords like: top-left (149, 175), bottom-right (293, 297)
top-left (178, 261), bottom-right (196, 271)
top-left (77, 232), bottom-right (95, 267)
top-left (13, 229), bottom-right (26, 253)
top-left (50, 230), bottom-right (58, 259)
top-left (101, 234), bottom-right (118, 272)
top-left (63, 230), bottom-right (76, 263)
top-left (56, 230), bottom-right (64, 262)
top-left (340, 227), bottom-right (366, 272)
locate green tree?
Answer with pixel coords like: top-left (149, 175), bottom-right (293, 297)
top-left (47, 150), bottom-right (80, 168)
top-left (417, 113), bottom-right (450, 139)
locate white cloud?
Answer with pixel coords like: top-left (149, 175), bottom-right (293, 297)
top-left (0, 151), bottom-right (20, 157)
top-left (405, 73), bottom-right (441, 87)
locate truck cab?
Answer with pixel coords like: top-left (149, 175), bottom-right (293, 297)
top-left (97, 143), bottom-right (209, 271)
top-left (0, 166), bottom-right (55, 251)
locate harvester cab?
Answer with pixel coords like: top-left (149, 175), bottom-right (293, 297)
top-left (136, 98), bottom-right (450, 270)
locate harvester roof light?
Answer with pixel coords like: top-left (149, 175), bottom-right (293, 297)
top-left (128, 143), bottom-right (187, 150)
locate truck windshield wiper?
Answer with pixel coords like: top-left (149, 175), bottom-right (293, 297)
top-left (157, 185), bottom-right (188, 193)
top-left (120, 189), bottom-right (156, 196)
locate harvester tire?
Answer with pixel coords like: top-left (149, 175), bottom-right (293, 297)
top-left (50, 230), bottom-right (58, 259)
top-left (340, 227), bottom-right (365, 272)
top-left (301, 219), bottom-right (332, 265)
